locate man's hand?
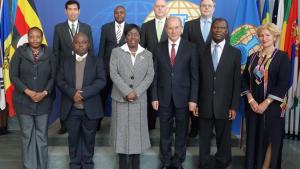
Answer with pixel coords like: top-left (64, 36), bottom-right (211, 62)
top-left (73, 90), bottom-right (83, 103)
top-left (189, 102), bottom-right (197, 112)
top-left (192, 107), bottom-right (199, 117)
top-left (24, 88), bottom-right (37, 102)
top-left (152, 101), bottom-right (159, 111)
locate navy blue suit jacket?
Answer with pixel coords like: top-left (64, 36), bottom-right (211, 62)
top-left (56, 53), bottom-right (106, 120)
top-left (151, 38), bottom-right (199, 108)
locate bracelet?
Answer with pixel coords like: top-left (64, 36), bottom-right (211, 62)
top-left (248, 98), bottom-right (254, 104)
top-left (266, 98), bottom-right (271, 104)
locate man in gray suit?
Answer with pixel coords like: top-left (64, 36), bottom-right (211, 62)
top-left (140, 0), bottom-right (168, 130)
top-left (53, 0), bottom-right (94, 134)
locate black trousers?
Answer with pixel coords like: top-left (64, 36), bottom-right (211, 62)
top-left (118, 154), bottom-right (140, 169)
top-left (199, 117), bottom-right (232, 169)
top-left (147, 89), bottom-right (157, 129)
top-left (159, 99), bottom-right (189, 167)
top-left (65, 107), bottom-right (99, 169)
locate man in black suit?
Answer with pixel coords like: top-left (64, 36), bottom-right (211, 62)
top-left (196, 18), bottom-right (241, 169)
top-left (98, 6), bottom-right (128, 128)
top-left (53, 0), bottom-right (94, 134)
top-left (56, 32), bottom-right (106, 169)
top-left (182, 0), bottom-right (215, 138)
top-left (140, 0), bottom-right (168, 130)
top-left (151, 16), bottom-right (198, 169)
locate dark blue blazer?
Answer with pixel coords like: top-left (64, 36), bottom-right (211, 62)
top-left (151, 38), bottom-right (199, 108)
top-left (56, 53), bottom-right (106, 120)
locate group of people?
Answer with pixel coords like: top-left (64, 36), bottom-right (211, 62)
top-left (9, 0), bottom-right (291, 169)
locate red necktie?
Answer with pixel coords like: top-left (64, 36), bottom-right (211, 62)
top-left (170, 44), bottom-right (176, 66)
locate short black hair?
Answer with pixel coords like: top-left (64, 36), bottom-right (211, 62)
top-left (211, 18), bottom-right (229, 29)
top-left (28, 26), bottom-right (43, 38)
top-left (124, 24), bottom-right (141, 37)
top-left (65, 0), bottom-right (80, 10)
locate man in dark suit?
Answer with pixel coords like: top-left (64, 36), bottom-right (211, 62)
top-left (196, 18), bottom-right (241, 169)
top-left (98, 5), bottom-right (128, 128)
top-left (151, 16), bottom-right (198, 169)
top-left (140, 0), bottom-right (168, 130)
top-left (56, 32), bottom-right (106, 169)
top-left (53, 0), bottom-right (94, 134)
top-left (182, 0), bottom-right (215, 138)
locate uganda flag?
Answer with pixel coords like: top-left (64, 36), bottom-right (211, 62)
top-left (3, 0), bottom-right (47, 117)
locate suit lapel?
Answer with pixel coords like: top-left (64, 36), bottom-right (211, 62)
top-left (69, 55), bottom-right (76, 87)
top-left (162, 41), bottom-right (172, 69)
top-left (215, 42), bottom-right (229, 73)
top-left (195, 19), bottom-right (205, 43)
top-left (63, 22), bottom-right (73, 49)
top-left (150, 20), bottom-right (159, 44)
top-left (110, 22), bottom-right (118, 45)
top-left (206, 43), bottom-right (215, 73)
top-left (123, 51), bottom-right (134, 73)
top-left (173, 39), bottom-right (184, 67)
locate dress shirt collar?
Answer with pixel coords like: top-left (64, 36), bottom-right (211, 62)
top-left (155, 17), bottom-right (167, 25)
top-left (211, 39), bottom-right (226, 50)
top-left (68, 20), bottom-right (79, 28)
top-left (115, 21), bottom-right (125, 29)
top-left (75, 53), bottom-right (88, 62)
top-left (168, 37), bottom-right (181, 47)
top-left (200, 17), bottom-right (213, 23)
top-left (121, 43), bottom-right (145, 56)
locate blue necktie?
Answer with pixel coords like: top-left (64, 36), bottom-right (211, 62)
top-left (212, 44), bottom-right (219, 71)
top-left (202, 20), bottom-right (209, 42)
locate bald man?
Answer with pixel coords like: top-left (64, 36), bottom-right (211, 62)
top-left (151, 16), bottom-right (199, 169)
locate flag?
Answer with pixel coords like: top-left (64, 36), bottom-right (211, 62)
top-left (279, 0), bottom-right (292, 50)
top-left (0, 0), bottom-right (11, 111)
top-left (3, 0), bottom-right (47, 117)
top-left (283, 0), bottom-right (298, 135)
top-left (230, 0), bottom-right (261, 139)
top-left (275, 0), bottom-right (285, 33)
top-left (272, 0), bottom-right (279, 24)
top-left (262, 0), bottom-right (270, 24)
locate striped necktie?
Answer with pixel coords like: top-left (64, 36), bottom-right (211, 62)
top-left (116, 24), bottom-right (122, 44)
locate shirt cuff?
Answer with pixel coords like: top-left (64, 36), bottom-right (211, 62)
top-left (241, 90), bottom-right (250, 96)
top-left (268, 94), bottom-right (284, 102)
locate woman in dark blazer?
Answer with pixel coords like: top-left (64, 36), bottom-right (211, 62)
top-left (242, 23), bottom-right (290, 169)
top-left (9, 27), bottom-right (56, 169)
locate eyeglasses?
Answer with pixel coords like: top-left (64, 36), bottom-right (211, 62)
top-left (200, 4), bottom-right (214, 8)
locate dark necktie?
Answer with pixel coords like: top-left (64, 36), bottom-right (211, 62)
top-left (170, 44), bottom-right (176, 66)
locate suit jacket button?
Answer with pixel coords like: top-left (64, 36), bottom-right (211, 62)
top-left (213, 90), bottom-right (216, 94)
top-left (129, 84), bottom-right (133, 88)
top-left (131, 76), bottom-right (134, 79)
top-left (171, 73), bottom-right (174, 77)
top-left (214, 77), bottom-right (216, 80)
top-left (33, 76), bottom-right (37, 80)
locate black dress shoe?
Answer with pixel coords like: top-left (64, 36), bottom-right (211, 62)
top-left (189, 129), bottom-right (198, 138)
top-left (57, 127), bottom-right (67, 134)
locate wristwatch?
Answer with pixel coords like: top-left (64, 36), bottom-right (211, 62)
top-left (43, 90), bottom-right (48, 96)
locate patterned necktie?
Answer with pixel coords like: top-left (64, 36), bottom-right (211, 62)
top-left (116, 24), bottom-right (122, 44)
top-left (212, 44), bottom-right (219, 71)
top-left (170, 44), bottom-right (176, 66)
top-left (71, 23), bottom-right (76, 36)
top-left (156, 20), bottom-right (163, 42)
top-left (32, 49), bottom-right (39, 62)
top-left (202, 20), bottom-right (209, 42)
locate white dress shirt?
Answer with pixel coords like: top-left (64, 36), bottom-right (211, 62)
top-left (115, 21), bottom-right (125, 35)
top-left (168, 37), bottom-right (181, 57)
top-left (121, 44), bottom-right (145, 65)
top-left (211, 39), bottom-right (226, 64)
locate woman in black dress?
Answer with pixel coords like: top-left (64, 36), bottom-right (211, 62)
top-left (242, 23), bottom-right (290, 169)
